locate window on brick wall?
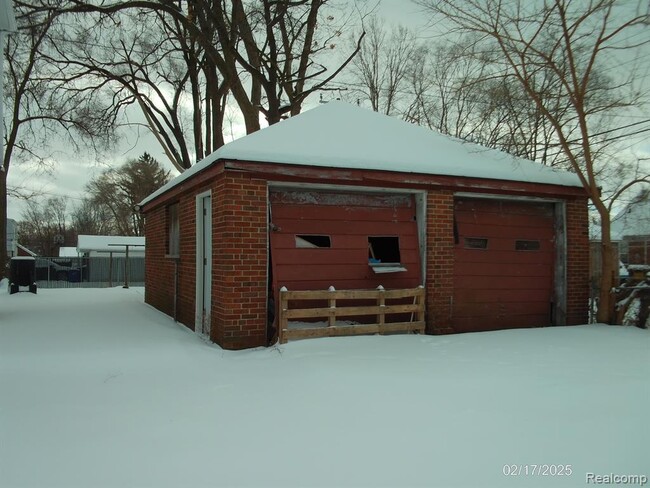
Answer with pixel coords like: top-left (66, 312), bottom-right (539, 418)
top-left (167, 203), bottom-right (180, 257)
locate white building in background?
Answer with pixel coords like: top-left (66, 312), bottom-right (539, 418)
top-left (58, 247), bottom-right (78, 258)
top-left (6, 218), bottom-right (17, 257)
top-left (76, 235), bottom-right (145, 257)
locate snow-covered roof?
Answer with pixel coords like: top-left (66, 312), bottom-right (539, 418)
top-left (141, 101), bottom-right (582, 206)
top-left (612, 198), bottom-right (650, 240)
top-left (0, 0), bottom-right (17, 33)
top-left (58, 247), bottom-right (78, 257)
top-left (16, 244), bottom-right (37, 257)
top-left (77, 235), bottom-right (145, 253)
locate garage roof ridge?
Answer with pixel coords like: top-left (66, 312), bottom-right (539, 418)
top-left (140, 101), bottom-right (582, 207)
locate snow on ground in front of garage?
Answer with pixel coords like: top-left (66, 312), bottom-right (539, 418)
top-left (1, 282), bottom-right (648, 488)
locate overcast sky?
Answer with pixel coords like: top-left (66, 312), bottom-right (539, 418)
top-left (5, 0), bottom-right (433, 221)
top-left (5, 0), bottom-right (650, 222)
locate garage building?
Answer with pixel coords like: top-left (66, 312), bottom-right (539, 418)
top-left (140, 101), bottom-right (589, 349)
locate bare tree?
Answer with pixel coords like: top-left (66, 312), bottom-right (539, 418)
top-left (347, 24), bottom-right (565, 165)
top-left (71, 198), bottom-right (117, 236)
top-left (404, 38), bottom-right (493, 139)
top-left (1, 0), bottom-right (116, 277)
top-left (86, 153), bottom-right (171, 236)
top-left (17, 196), bottom-right (73, 256)
top-left (415, 0), bottom-right (650, 322)
top-left (60, 0), bottom-right (366, 149)
top-left (42, 5), bottom-right (229, 172)
top-left (347, 16), bottom-right (417, 115)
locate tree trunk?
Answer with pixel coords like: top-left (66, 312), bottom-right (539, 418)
top-left (596, 204), bottom-right (615, 323)
top-left (0, 169), bottom-right (7, 279)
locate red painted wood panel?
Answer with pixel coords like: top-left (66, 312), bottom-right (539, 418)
top-left (270, 190), bottom-right (422, 294)
top-left (271, 233), bottom-right (420, 251)
top-left (456, 249), bottom-right (554, 265)
top-left (452, 198), bottom-right (555, 332)
top-left (274, 219), bottom-right (416, 236)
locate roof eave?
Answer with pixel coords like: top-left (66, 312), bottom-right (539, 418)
top-left (224, 159), bottom-right (587, 198)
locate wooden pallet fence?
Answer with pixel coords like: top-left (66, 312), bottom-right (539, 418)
top-left (278, 285), bottom-right (426, 344)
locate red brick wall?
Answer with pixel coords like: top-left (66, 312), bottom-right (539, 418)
top-left (425, 190), bottom-right (455, 333)
top-left (211, 173), bottom-right (268, 349)
top-left (565, 197), bottom-right (590, 325)
top-left (144, 171), bottom-right (268, 350)
top-left (145, 183), bottom-right (212, 328)
top-left (144, 206), bottom-right (176, 318)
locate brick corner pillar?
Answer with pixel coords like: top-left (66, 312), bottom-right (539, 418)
top-left (425, 190), bottom-right (455, 334)
top-left (566, 197), bottom-right (590, 325)
top-left (212, 172), bottom-right (268, 350)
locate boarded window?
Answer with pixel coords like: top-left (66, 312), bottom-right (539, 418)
top-left (295, 235), bottom-right (331, 248)
top-left (515, 240), bottom-right (541, 251)
top-left (167, 203), bottom-right (180, 257)
top-left (368, 236), bottom-right (401, 263)
top-left (464, 237), bottom-right (488, 250)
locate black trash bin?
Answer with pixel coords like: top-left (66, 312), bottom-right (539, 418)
top-left (68, 269), bottom-right (81, 283)
top-left (9, 257), bottom-right (37, 295)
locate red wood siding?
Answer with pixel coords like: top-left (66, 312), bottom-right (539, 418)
top-left (452, 198), bottom-right (555, 332)
top-left (269, 191), bottom-right (422, 292)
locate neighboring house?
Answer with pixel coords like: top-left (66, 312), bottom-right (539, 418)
top-left (58, 247), bottom-right (78, 258)
top-left (76, 235), bottom-right (145, 258)
top-left (76, 235), bottom-right (145, 284)
top-left (140, 101), bottom-right (590, 350)
top-left (611, 192), bottom-right (650, 265)
top-left (28, 236), bottom-right (145, 284)
top-left (16, 243), bottom-right (37, 257)
top-left (6, 218), bottom-right (16, 257)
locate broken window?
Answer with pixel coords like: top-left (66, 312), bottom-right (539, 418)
top-left (368, 236), bottom-right (401, 263)
top-left (295, 235), bottom-right (331, 248)
top-left (368, 236), bottom-right (406, 273)
top-left (167, 203), bottom-right (180, 257)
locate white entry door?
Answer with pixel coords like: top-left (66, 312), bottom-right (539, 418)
top-left (196, 193), bottom-right (212, 338)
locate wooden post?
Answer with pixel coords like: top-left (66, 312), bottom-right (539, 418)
top-left (123, 245), bottom-right (130, 289)
top-left (328, 285), bottom-right (336, 327)
top-left (108, 252), bottom-right (113, 288)
top-left (377, 285), bottom-right (385, 332)
top-left (279, 286), bottom-right (289, 344)
top-left (416, 285), bottom-right (425, 326)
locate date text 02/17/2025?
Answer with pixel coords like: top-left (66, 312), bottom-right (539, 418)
top-left (502, 465), bottom-right (572, 477)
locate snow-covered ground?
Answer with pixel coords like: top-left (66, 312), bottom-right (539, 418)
top-left (1, 284), bottom-right (648, 488)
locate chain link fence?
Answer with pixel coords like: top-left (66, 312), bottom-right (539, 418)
top-left (34, 256), bottom-right (144, 288)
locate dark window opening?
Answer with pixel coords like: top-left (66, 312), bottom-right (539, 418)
top-left (295, 235), bottom-right (331, 248)
top-left (515, 240), bottom-right (541, 251)
top-left (465, 237), bottom-right (488, 250)
top-left (167, 203), bottom-right (180, 257)
top-left (368, 236), bottom-right (401, 263)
